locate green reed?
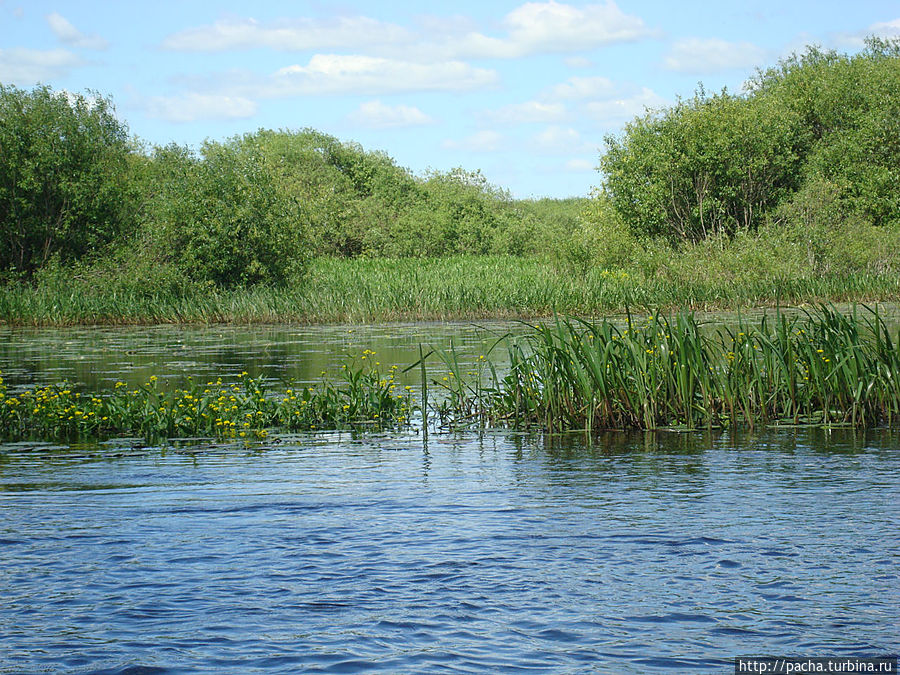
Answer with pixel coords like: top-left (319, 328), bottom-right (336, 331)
top-left (2, 255), bottom-right (899, 327)
top-left (0, 354), bottom-right (414, 442)
top-left (433, 305), bottom-right (900, 432)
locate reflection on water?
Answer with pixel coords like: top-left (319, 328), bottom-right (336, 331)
top-left (0, 321), bottom-right (520, 393)
top-left (2, 304), bottom-right (896, 393)
top-left (1, 428), bottom-right (898, 673)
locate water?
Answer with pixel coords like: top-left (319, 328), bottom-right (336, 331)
top-left (1, 322), bottom-right (898, 673)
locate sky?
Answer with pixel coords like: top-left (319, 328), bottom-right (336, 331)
top-left (1, 1), bottom-right (898, 198)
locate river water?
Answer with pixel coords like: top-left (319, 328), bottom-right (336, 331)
top-left (1, 321), bottom-right (898, 673)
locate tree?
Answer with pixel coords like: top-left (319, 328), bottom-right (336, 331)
top-left (0, 85), bottom-right (137, 276)
top-left (146, 135), bottom-right (309, 287)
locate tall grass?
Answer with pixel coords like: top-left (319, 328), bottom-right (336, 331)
top-left (2, 255), bottom-right (898, 326)
top-left (433, 305), bottom-right (900, 432)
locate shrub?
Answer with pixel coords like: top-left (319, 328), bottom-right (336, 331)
top-left (0, 85), bottom-right (137, 277)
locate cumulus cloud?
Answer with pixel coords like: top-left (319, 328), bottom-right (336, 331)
top-left (564, 158), bottom-right (595, 171)
top-left (0, 47), bottom-right (83, 83)
top-left (412, 1), bottom-right (654, 60)
top-left (161, 2), bottom-right (654, 60)
top-left (868, 17), bottom-right (900, 39)
top-left (347, 100), bottom-right (434, 129)
top-left (663, 38), bottom-right (767, 73)
top-left (533, 125), bottom-right (594, 154)
top-left (46, 12), bottom-right (109, 50)
top-left (484, 101), bottom-right (566, 124)
top-left (564, 56), bottom-right (594, 68)
top-left (268, 55), bottom-right (498, 95)
top-left (836, 18), bottom-right (900, 48)
top-left (442, 130), bottom-right (504, 152)
top-left (144, 93), bottom-right (258, 122)
top-left (542, 75), bottom-right (615, 100)
top-left (162, 16), bottom-right (410, 52)
top-left (583, 87), bottom-right (666, 124)
top-left (498, 1), bottom-right (653, 55)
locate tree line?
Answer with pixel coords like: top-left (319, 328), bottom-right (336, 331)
top-left (1, 38), bottom-right (898, 289)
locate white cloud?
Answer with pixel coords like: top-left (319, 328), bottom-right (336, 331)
top-left (46, 12), bottom-right (109, 50)
top-left (868, 17), bottom-right (900, 39)
top-left (257, 55), bottom-right (498, 96)
top-left (565, 56), bottom-right (594, 68)
top-left (442, 130), bottom-right (504, 152)
top-left (499, 1), bottom-right (653, 55)
top-left (663, 38), bottom-right (767, 73)
top-left (565, 158), bottom-right (595, 171)
top-left (413, 1), bottom-right (653, 60)
top-left (347, 100), bottom-right (434, 129)
top-left (0, 47), bottom-right (83, 83)
top-left (533, 125), bottom-right (594, 154)
top-left (583, 87), bottom-right (666, 124)
top-left (542, 75), bottom-right (615, 100)
top-left (144, 93), bottom-right (258, 123)
top-left (161, 2), bottom-right (654, 61)
top-left (162, 16), bottom-right (410, 52)
top-left (836, 18), bottom-right (900, 48)
top-left (484, 100), bottom-right (566, 124)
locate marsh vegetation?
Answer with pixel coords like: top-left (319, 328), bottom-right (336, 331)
top-left (1, 39), bottom-right (899, 325)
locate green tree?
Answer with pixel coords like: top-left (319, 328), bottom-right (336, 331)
top-left (146, 135), bottom-right (309, 287)
top-left (599, 38), bottom-right (900, 242)
top-left (0, 85), bottom-right (136, 277)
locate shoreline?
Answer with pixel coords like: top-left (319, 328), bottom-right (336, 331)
top-left (3, 294), bottom-right (898, 329)
top-left (3, 255), bottom-right (899, 328)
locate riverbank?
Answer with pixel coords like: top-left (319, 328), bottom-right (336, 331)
top-left (2, 255), bottom-right (899, 327)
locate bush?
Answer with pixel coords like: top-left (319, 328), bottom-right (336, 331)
top-left (599, 38), bottom-right (900, 243)
top-left (145, 137), bottom-right (309, 287)
top-left (0, 85), bottom-right (137, 277)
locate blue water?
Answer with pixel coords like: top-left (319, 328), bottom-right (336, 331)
top-left (2, 429), bottom-right (898, 673)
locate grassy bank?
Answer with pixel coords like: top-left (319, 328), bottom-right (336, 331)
top-left (2, 252), bottom-right (899, 327)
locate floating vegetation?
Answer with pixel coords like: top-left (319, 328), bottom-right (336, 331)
top-left (0, 354), bottom-right (413, 442)
top-left (431, 305), bottom-right (900, 432)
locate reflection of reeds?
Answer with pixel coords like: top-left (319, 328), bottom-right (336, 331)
top-left (432, 305), bottom-right (900, 432)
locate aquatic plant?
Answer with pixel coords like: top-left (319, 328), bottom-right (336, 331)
top-left (0, 354), bottom-right (413, 443)
top-left (432, 305), bottom-right (900, 432)
top-left (2, 254), bottom-right (899, 327)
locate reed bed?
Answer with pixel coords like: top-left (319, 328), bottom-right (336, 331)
top-left (2, 256), bottom-right (898, 326)
top-left (0, 355), bottom-right (413, 442)
top-left (432, 305), bottom-right (900, 432)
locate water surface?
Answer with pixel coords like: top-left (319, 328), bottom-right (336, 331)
top-left (1, 318), bottom-right (898, 673)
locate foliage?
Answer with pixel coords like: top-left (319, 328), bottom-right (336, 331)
top-left (0, 357), bottom-right (414, 442)
top-left (145, 136), bottom-right (309, 287)
top-left (599, 38), bottom-right (900, 242)
top-left (0, 84), bottom-right (137, 277)
top-left (3, 249), bottom-right (899, 327)
top-left (435, 306), bottom-right (900, 432)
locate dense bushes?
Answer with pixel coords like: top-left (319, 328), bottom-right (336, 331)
top-left (0, 85), bottom-right (137, 278)
top-left (0, 89), bottom-right (566, 287)
top-left (3, 37), bottom-right (898, 296)
top-left (599, 38), bottom-right (900, 243)
top-left (146, 138), bottom-right (309, 287)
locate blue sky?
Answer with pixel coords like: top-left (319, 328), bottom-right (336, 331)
top-left (1, 1), bottom-right (898, 198)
